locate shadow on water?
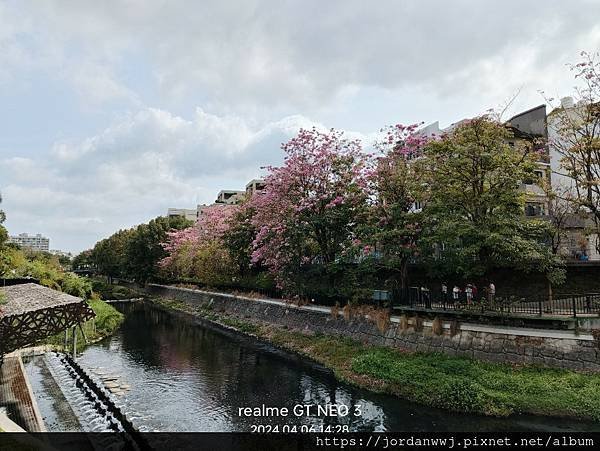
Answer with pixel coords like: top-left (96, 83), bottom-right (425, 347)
top-left (54, 301), bottom-right (600, 432)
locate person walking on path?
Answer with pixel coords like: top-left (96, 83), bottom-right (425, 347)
top-left (452, 285), bottom-right (460, 303)
top-left (465, 284), bottom-right (473, 304)
top-left (489, 281), bottom-right (496, 302)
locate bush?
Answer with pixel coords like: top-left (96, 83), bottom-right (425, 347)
top-left (435, 379), bottom-right (484, 412)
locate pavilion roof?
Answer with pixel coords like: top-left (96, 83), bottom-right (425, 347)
top-left (0, 283), bottom-right (83, 318)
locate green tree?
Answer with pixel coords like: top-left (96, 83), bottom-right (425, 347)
top-left (90, 215), bottom-right (192, 283)
top-left (548, 52), bottom-right (600, 254)
top-left (0, 194), bottom-right (11, 278)
top-left (91, 228), bottom-right (135, 282)
top-left (72, 249), bottom-right (94, 271)
top-left (125, 215), bottom-right (192, 282)
top-left (420, 116), bottom-right (563, 286)
top-left (223, 202), bottom-right (256, 274)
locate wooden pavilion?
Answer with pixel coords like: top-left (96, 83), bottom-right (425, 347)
top-left (0, 283), bottom-right (95, 362)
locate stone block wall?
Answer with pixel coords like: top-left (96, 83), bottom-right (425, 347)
top-left (143, 284), bottom-right (600, 373)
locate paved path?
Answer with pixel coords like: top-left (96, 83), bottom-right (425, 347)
top-left (0, 355), bottom-right (46, 432)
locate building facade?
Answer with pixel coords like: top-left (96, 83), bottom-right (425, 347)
top-left (548, 97), bottom-right (600, 261)
top-left (9, 233), bottom-right (50, 252)
top-left (167, 179), bottom-right (265, 221)
top-left (167, 208), bottom-right (198, 221)
top-left (215, 190), bottom-right (245, 205)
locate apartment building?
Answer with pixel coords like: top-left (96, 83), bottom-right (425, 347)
top-left (167, 179), bottom-right (265, 221)
top-left (215, 190), bottom-right (245, 205)
top-left (506, 104), bottom-right (551, 218)
top-left (547, 97), bottom-right (600, 261)
top-left (167, 208), bottom-right (198, 221)
top-left (9, 233), bottom-right (50, 252)
top-left (245, 179), bottom-right (266, 197)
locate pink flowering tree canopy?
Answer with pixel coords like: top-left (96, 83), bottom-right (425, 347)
top-left (159, 204), bottom-right (238, 285)
top-left (250, 127), bottom-right (370, 290)
top-left (365, 124), bottom-right (430, 288)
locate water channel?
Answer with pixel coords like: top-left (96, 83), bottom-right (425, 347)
top-left (24, 301), bottom-right (600, 432)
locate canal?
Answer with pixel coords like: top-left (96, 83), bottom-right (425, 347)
top-left (25, 301), bottom-right (600, 432)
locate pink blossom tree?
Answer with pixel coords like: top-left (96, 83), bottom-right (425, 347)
top-left (250, 127), bottom-right (370, 291)
top-left (159, 204), bottom-right (238, 286)
top-left (366, 124), bottom-right (430, 290)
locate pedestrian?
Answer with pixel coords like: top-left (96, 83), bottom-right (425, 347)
top-left (441, 282), bottom-right (448, 303)
top-left (452, 285), bottom-right (460, 302)
top-left (489, 281), bottom-right (496, 302)
top-left (472, 284), bottom-right (478, 300)
top-left (421, 286), bottom-right (431, 308)
top-left (465, 284), bottom-right (473, 304)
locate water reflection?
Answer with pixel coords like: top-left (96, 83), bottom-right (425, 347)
top-left (75, 302), bottom-right (598, 432)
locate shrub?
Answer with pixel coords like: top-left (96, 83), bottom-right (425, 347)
top-left (435, 379), bottom-right (484, 412)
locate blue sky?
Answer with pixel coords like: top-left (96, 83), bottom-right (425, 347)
top-left (1, 0), bottom-right (599, 253)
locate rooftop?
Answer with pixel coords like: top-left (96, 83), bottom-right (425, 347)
top-left (0, 283), bottom-right (83, 318)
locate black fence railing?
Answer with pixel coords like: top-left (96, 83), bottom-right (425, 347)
top-left (394, 287), bottom-right (600, 318)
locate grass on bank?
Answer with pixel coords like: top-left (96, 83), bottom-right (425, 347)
top-left (151, 296), bottom-right (600, 422)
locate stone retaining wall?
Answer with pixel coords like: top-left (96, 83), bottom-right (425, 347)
top-left (142, 284), bottom-right (600, 373)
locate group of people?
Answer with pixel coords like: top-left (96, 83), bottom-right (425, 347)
top-left (441, 281), bottom-right (496, 304)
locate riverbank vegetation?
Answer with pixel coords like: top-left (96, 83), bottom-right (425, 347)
top-left (152, 296), bottom-right (600, 422)
top-left (44, 295), bottom-right (124, 350)
top-left (89, 277), bottom-right (140, 300)
top-left (0, 198), bottom-right (124, 347)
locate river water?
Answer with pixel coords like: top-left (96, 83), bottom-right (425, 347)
top-left (25, 301), bottom-right (600, 432)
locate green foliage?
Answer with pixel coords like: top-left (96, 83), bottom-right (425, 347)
top-left (72, 249), bottom-right (94, 271)
top-left (0, 243), bottom-right (93, 298)
top-left (419, 117), bottom-right (561, 281)
top-left (223, 203), bottom-right (257, 274)
top-left (88, 297), bottom-right (124, 336)
top-left (90, 277), bottom-right (138, 299)
top-left (90, 215), bottom-right (192, 282)
top-left (91, 228), bottom-right (136, 279)
top-left (45, 297), bottom-right (124, 348)
top-left (126, 216), bottom-right (192, 282)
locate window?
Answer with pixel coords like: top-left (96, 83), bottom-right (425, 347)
top-left (525, 202), bottom-right (545, 216)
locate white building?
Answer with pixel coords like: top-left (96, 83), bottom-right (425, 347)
top-left (215, 190), bottom-right (245, 205)
top-left (548, 97), bottom-right (600, 261)
top-left (50, 249), bottom-right (73, 259)
top-left (9, 233), bottom-right (50, 252)
top-left (167, 179), bottom-right (262, 220)
top-left (167, 208), bottom-right (198, 221)
top-left (245, 179), bottom-right (265, 197)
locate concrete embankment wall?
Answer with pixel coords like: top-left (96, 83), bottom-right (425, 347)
top-left (139, 283), bottom-right (600, 373)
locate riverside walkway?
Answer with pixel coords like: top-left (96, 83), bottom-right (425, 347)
top-left (0, 354), bottom-right (46, 432)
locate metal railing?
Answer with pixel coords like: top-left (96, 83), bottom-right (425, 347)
top-left (393, 287), bottom-right (600, 318)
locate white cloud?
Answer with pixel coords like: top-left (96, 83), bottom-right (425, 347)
top-left (1, 108), bottom-right (375, 252)
top-left (1, 0), bottom-right (599, 252)
top-left (3, 1), bottom-right (600, 112)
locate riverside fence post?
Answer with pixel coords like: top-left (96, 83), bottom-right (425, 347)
top-left (572, 295), bottom-right (577, 318)
top-left (538, 298), bottom-right (542, 317)
top-left (72, 326), bottom-right (77, 360)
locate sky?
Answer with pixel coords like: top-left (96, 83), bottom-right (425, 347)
top-left (1, 0), bottom-right (599, 253)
